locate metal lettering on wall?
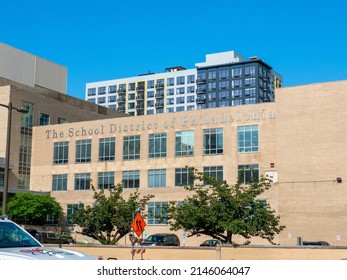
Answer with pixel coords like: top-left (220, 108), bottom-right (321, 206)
top-left (44, 109), bottom-right (276, 139)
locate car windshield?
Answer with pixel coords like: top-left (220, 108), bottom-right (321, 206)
top-left (146, 235), bottom-right (163, 243)
top-left (0, 221), bottom-right (42, 248)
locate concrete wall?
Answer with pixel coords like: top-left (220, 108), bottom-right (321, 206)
top-left (0, 43), bottom-right (67, 94)
top-left (57, 245), bottom-right (347, 260)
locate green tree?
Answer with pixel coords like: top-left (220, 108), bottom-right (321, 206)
top-left (7, 192), bottom-right (63, 225)
top-left (166, 169), bottom-right (285, 245)
top-left (72, 184), bottom-right (154, 245)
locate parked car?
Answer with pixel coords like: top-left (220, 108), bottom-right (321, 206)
top-left (0, 217), bottom-right (95, 260)
top-left (27, 229), bottom-right (74, 244)
top-left (200, 239), bottom-right (224, 247)
top-left (302, 241), bottom-right (330, 246)
top-left (140, 233), bottom-right (180, 246)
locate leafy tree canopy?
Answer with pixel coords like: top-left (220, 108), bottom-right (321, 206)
top-left (7, 192), bottom-right (63, 225)
top-left (72, 184), bottom-right (154, 245)
top-left (166, 169), bottom-right (285, 245)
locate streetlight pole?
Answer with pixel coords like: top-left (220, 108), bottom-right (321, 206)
top-left (0, 102), bottom-right (28, 216)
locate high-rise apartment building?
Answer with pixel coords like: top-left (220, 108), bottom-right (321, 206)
top-left (86, 51), bottom-right (282, 115)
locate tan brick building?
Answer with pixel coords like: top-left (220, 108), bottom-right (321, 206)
top-left (0, 43), bottom-right (126, 197)
top-left (30, 80), bottom-right (347, 246)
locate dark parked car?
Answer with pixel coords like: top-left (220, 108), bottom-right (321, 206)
top-left (27, 229), bottom-right (74, 244)
top-left (200, 239), bottom-right (224, 247)
top-left (140, 233), bottom-right (180, 246)
top-left (302, 241), bottom-right (330, 246)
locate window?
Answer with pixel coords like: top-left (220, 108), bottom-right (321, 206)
top-left (75, 140), bottom-right (92, 163)
top-left (219, 81), bottom-right (229, 90)
top-left (208, 92), bottom-right (217, 100)
top-left (219, 91), bottom-right (229, 99)
top-left (245, 78), bottom-right (256, 86)
top-left (208, 71), bottom-right (216, 80)
top-left (108, 85), bottom-right (117, 93)
top-left (156, 79), bottom-right (164, 87)
top-left (148, 202), bottom-right (168, 225)
top-left (53, 141), bottom-right (69, 164)
top-left (176, 76), bottom-right (185, 85)
top-left (87, 98), bottom-right (96, 103)
top-left (147, 91), bottom-right (155, 98)
top-left (122, 170), bottom-right (140, 188)
top-left (167, 88), bottom-right (174, 95)
top-left (187, 74), bottom-right (195, 84)
top-left (220, 100), bottom-right (229, 107)
top-left (99, 137), bottom-right (115, 161)
top-left (203, 128), bottom-right (223, 155)
top-left (167, 107), bottom-right (174, 113)
top-left (98, 86), bottom-right (106, 94)
top-left (98, 97), bottom-right (106, 104)
top-left (219, 69), bottom-right (229, 79)
top-left (232, 67), bottom-right (242, 77)
top-left (245, 66), bottom-right (256, 76)
top-left (67, 203), bottom-right (84, 225)
top-left (176, 131), bottom-right (194, 156)
top-left (39, 113), bottom-right (50, 126)
top-left (197, 72), bottom-right (206, 82)
top-left (232, 99), bottom-right (243, 106)
top-left (123, 135), bottom-right (140, 160)
top-left (208, 82), bottom-right (217, 91)
top-left (148, 169), bottom-right (166, 188)
top-left (52, 174), bottom-right (67, 191)
top-left (176, 96), bottom-right (185, 104)
top-left (232, 89), bottom-right (242, 98)
top-left (148, 133), bottom-right (166, 158)
top-left (87, 88), bottom-right (96, 96)
top-left (147, 80), bottom-right (155, 89)
top-left (187, 105), bottom-right (195, 111)
top-left (147, 100), bottom-right (155, 107)
top-left (74, 173), bottom-right (91, 190)
top-left (58, 118), bottom-right (67, 124)
top-left (245, 98), bottom-right (256, 104)
top-left (203, 166), bottom-right (223, 183)
top-left (176, 106), bottom-right (184, 112)
top-left (238, 125), bottom-right (259, 153)
top-left (209, 102), bottom-right (216, 108)
top-left (238, 164), bottom-right (259, 183)
top-left (232, 79), bottom-right (242, 88)
top-left (176, 87), bottom-right (185, 94)
top-left (167, 77), bottom-right (174, 86)
top-left (187, 86), bottom-right (195, 93)
top-left (245, 88), bottom-right (256, 96)
top-left (147, 109), bottom-right (154, 115)
top-left (167, 98), bottom-right (174, 105)
top-left (108, 96), bottom-right (117, 102)
top-left (175, 167), bottom-right (194, 186)
top-left (128, 83), bottom-right (136, 91)
top-left (187, 95), bottom-right (195, 103)
top-left (98, 172), bottom-right (114, 189)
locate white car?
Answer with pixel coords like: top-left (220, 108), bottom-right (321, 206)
top-left (0, 217), bottom-right (95, 260)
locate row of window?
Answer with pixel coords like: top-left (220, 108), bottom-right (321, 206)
top-left (87, 75), bottom-right (196, 97)
top-left (53, 125), bottom-right (259, 164)
top-left (67, 201), bottom-right (169, 225)
top-left (197, 65), bottom-right (270, 81)
top-left (53, 164), bottom-right (260, 191)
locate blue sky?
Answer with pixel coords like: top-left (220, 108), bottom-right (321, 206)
top-left (1, 0), bottom-right (347, 100)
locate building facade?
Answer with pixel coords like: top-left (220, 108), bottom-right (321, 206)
top-left (32, 80), bottom-right (347, 246)
top-left (0, 43), bottom-right (126, 198)
top-left (85, 51), bottom-right (282, 116)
